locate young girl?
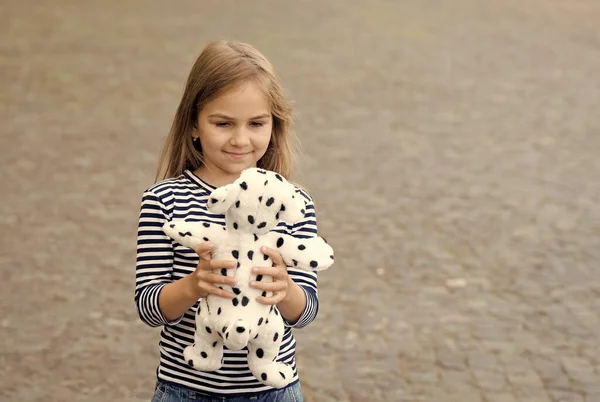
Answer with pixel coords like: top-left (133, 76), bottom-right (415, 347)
top-left (135, 40), bottom-right (321, 402)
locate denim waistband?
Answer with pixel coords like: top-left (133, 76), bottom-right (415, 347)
top-left (155, 378), bottom-right (300, 401)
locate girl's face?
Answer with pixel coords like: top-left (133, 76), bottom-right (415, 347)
top-left (194, 81), bottom-right (273, 186)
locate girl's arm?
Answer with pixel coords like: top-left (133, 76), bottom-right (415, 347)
top-left (279, 270), bottom-right (319, 327)
top-left (277, 276), bottom-right (309, 324)
top-left (135, 190), bottom-right (180, 327)
top-left (158, 274), bottom-right (203, 322)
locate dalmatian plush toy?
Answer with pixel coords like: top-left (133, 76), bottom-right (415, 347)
top-left (162, 167), bottom-right (334, 388)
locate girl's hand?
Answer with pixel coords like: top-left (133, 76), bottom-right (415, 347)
top-left (188, 242), bottom-right (237, 299)
top-left (250, 246), bottom-right (291, 305)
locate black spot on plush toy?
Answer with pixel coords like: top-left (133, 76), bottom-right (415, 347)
top-left (162, 167), bottom-right (334, 388)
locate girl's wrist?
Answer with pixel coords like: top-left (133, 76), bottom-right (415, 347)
top-left (277, 278), bottom-right (306, 324)
top-left (184, 274), bottom-right (205, 300)
top-left (280, 277), bottom-right (298, 305)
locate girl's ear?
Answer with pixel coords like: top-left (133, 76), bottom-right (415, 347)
top-left (207, 183), bottom-right (241, 213)
top-left (278, 189), bottom-right (307, 223)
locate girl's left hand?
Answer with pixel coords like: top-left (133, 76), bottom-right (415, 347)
top-left (249, 246), bottom-right (291, 305)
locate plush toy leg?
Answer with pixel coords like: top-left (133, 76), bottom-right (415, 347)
top-left (183, 299), bottom-right (223, 371)
top-left (247, 313), bottom-right (293, 388)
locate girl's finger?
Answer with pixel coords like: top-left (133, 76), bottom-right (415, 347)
top-left (196, 259), bottom-right (236, 271)
top-left (250, 280), bottom-right (287, 292)
top-left (205, 273), bottom-right (236, 287)
top-left (194, 242), bottom-right (214, 259)
top-left (200, 282), bottom-right (235, 299)
top-left (252, 266), bottom-right (285, 279)
top-left (257, 292), bottom-right (286, 305)
top-left (261, 246), bottom-right (285, 267)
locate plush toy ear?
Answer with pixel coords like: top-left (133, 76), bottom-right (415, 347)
top-left (206, 183), bottom-right (241, 213)
top-left (278, 189), bottom-right (307, 223)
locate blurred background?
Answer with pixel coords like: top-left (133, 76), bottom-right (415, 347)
top-left (2, 1), bottom-right (600, 401)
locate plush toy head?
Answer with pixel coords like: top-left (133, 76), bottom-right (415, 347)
top-left (207, 168), bottom-right (307, 235)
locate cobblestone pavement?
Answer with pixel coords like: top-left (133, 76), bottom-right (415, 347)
top-left (2, 1), bottom-right (600, 401)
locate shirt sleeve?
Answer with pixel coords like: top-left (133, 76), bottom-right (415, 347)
top-left (283, 188), bottom-right (320, 329)
top-left (134, 189), bottom-right (182, 327)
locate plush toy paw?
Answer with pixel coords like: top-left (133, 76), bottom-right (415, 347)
top-left (248, 359), bottom-right (294, 389)
top-left (183, 343), bottom-right (223, 372)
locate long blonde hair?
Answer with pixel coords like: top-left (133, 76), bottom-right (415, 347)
top-left (155, 40), bottom-right (298, 182)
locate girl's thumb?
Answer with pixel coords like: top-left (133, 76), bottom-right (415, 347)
top-left (194, 242), bottom-right (213, 258)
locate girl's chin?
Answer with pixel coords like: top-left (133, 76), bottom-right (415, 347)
top-left (221, 161), bottom-right (258, 174)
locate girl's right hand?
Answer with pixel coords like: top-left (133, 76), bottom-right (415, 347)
top-left (188, 242), bottom-right (237, 299)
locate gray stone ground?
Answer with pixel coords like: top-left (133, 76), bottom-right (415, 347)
top-left (1, 1), bottom-right (600, 401)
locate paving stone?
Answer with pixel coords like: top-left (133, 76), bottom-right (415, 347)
top-left (485, 393), bottom-right (519, 402)
top-left (473, 369), bottom-right (507, 391)
top-left (469, 351), bottom-right (500, 371)
top-left (532, 356), bottom-right (564, 382)
top-left (547, 389), bottom-right (585, 402)
top-left (408, 371), bottom-right (440, 384)
top-left (508, 370), bottom-right (544, 388)
top-left (438, 349), bottom-right (467, 370)
top-left (441, 369), bottom-right (476, 392)
top-left (561, 357), bottom-right (597, 382)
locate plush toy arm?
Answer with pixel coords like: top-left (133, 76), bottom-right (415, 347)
top-left (162, 220), bottom-right (226, 250)
top-left (265, 233), bottom-right (334, 272)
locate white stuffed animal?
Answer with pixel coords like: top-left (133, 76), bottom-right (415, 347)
top-left (162, 167), bottom-right (334, 388)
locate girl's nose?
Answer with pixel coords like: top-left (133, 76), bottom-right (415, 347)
top-left (230, 127), bottom-right (251, 146)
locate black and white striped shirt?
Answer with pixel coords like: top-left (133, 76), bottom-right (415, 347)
top-left (135, 170), bottom-right (319, 396)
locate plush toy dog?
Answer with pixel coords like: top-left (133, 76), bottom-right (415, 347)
top-left (162, 167), bottom-right (334, 388)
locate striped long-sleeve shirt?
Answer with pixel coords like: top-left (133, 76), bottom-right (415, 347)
top-left (135, 170), bottom-right (320, 396)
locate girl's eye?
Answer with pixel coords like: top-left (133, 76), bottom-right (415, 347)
top-left (250, 122), bottom-right (264, 127)
top-left (215, 122), bottom-right (231, 127)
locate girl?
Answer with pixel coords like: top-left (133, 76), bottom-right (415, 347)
top-left (135, 40), bottom-right (321, 402)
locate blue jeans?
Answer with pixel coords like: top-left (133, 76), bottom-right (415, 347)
top-left (151, 379), bottom-right (303, 402)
